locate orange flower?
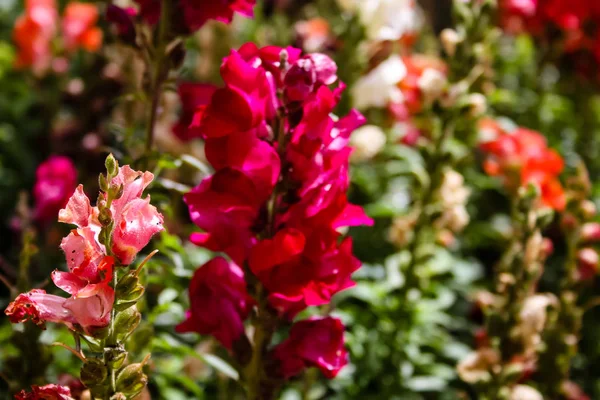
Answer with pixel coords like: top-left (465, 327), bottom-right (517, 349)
top-left (13, 0), bottom-right (58, 71)
top-left (479, 121), bottom-right (566, 211)
top-left (62, 2), bottom-right (102, 52)
top-left (398, 55), bottom-right (447, 114)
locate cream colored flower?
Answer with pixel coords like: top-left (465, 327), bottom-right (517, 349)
top-left (339, 0), bottom-right (424, 42)
top-left (352, 55), bottom-right (406, 110)
top-left (350, 125), bottom-right (387, 161)
top-left (510, 385), bottom-right (544, 400)
top-left (457, 348), bottom-right (499, 383)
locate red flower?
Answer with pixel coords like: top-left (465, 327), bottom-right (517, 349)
top-left (62, 2), bottom-right (102, 52)
top-left (181, 0), bottom-right (256, 31)
top-left (183, 44), bottom-right (371, 357)
top-left (176, 257), bottom-right (253, 349)
top-left (272, 317), bottom-right (348, 379)
top-left (106, 5), bottom-right (137, 43)
top-left (172, 83), bottom-right (217, 141)
top-left (188, 50), bottom-right (273, 139)
top-left (133, 0), bottom-right (256, 32)
top-left (33, 156), bottom-right (77, 224)
top-left (479, 121), bottom-right (566, 210)
top-left (15, 384), bottom-right (74, 400)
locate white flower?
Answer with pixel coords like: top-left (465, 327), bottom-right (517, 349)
top-left (350, 125), bottom-right (387, 161)
top-left (418, 68), bottom-right (447, 102)
top-left (352, 55), bottom-right (406, 110)
top-left (354, 0), bottom-right (424, 41)
top-left (510, 385), bottom-right (544, 400)
top-left (519, 294), bottom-right (557, 355)
top-left (457, 348), bottom-right (499, 384)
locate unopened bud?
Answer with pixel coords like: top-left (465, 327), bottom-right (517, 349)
top-left (440, 29), bottom-right (462, 56)
top-left (80, 359), bottom-right (108, 387)
top-left (541, 238), bottom-right (554, 258)
top-left (105, 345), bottom-right (128, 369)
top-left (562, 213), bottom-right (578, 231)
top-left (105, 154), bottom-right (118, 177)
top-left (581, 200), bottom-right (597, 219)
top-left (466, 93), bottom-right (487, 118)
top-left (99, 173), bottom-right (108, 192)
top-left (577, 248), bottom-right (599, 281)
top-left (114, 307), bottom-right (141, 337)
top-left (417, 68), bottom-right (447, 102)
top-left (116, 363), bottom-right (148, 397)
top-left (581, 222), bottom-right (600, 242)
top-left (98, 208), bottom-right (112, 226)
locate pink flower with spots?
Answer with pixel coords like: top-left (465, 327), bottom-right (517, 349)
top-left (15, 384), bottom-right (74, 400)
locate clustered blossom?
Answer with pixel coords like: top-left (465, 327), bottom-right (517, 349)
top-left (108, 0), bottom-right (256, 38)
top-left (33, 155), bottom-right (78, 224)
top-left (14, 0), bottom-right (102, 73)
top-left (178, 42), bottom-right (372, 378)
top-left (336, 0), bottom-right (424, 44)
top-left (352, 53), bottom-right (448, 146)
top-left (501, 0), bottom-right (600, 68)
top-left (15, 384), bottom-right (74, 400)
top-left (479, 119), bottom-right (566, 211)
top-left (5, 164), bottom-right (164, 333)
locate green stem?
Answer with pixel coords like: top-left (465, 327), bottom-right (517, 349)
top-left (401, 118), bottom-right (454, 294)
top-left (144, 0), bottom-right (171, 158)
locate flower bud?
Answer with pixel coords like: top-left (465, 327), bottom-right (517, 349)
top-left (116, 272), bottom-right (139, 295)
top-left (116, 363), bottom-right (148, 397)
top-left (114, 307), bottom-right (141, 337)
top-left (577, 248), bottom-right (599, 281)
top-left (581, 200), bottom-right (597, 219)
top-left (509, 385), bottom-right (543, 400)
top-left (105, 154), bottom-right (118, 178)
top-left (581, 222), bottom-right (600, 242)
top-left (99, 173), bottom-right (109, 193)
top-left (466, 93), bottom-right (487, 118)
top-left (105, 345), bottom-right (128, 369)
top-left (440, 29), bottom-right (462, 56)
top-left (80, 359), bottom-right (108, 387)
top-left (417, 68), bottom-right (447, 102)
top-left (98, 208), bottom-right (112, 226)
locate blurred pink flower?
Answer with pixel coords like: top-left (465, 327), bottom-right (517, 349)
top-left (33, 155), bottom-right (77, 224)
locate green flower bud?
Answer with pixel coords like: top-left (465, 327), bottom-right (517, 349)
top-left (105, 346), bottom-right (128, 369)
top-left (105, 154), bottom-right (119, 178)
top-left (80, 358), bottom-right (108, 387)
top-left (116, 363), bottom-right (148, 397)
top-left (99, 173), bottom-right (109, 193)
top-left (116, 272), bottom-right (139, 295)
top-left (114, 307), bottom-right (141, 337)
top-left (98, 208), bottom-right (113, 227)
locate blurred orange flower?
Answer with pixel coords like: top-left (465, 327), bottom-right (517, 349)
top-left (13, 0), bottom-right (58, 71)
top-left (479, 120), bottom-right (566, 211)
top-left (62, 2), bottom-right (103, 52)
